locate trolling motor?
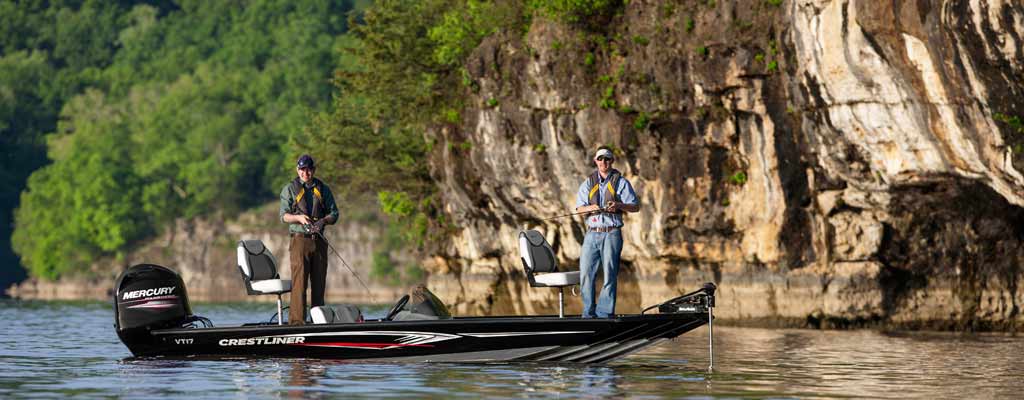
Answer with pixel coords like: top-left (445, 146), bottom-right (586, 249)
top-left (642, 282), bottom-right (717, 372)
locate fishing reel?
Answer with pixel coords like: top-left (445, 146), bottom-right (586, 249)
top-left (301, 217), bottom-right (326, 235)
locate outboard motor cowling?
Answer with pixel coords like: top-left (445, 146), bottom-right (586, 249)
top-left (114, 264), bottom-right (193, 355)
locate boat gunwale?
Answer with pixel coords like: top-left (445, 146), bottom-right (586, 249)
top-left (151, 312), bottom-right (709, 336)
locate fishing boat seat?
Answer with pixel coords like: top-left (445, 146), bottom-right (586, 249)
top-left (518, 230), bottom-right (580, 318)
top-left (237, 240), bottom-right (292, 325)
top-left (311, 305), bottom-right (363, 324)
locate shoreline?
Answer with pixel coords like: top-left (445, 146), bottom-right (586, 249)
top-left (5, 281), bottom-right (1020, 333)
top-left (4, 277), bottom-right (398, 306)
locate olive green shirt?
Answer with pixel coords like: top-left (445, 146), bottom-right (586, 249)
top-left (279, 180), bottom-right (340, 234)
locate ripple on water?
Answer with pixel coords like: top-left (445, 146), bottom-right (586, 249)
top-left (2, 300), bottom-right (1024, 399)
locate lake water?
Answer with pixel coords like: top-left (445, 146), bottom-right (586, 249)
top-left (1, 299), bottom-right (1022, 399)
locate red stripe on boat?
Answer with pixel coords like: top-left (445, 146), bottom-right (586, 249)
top-left (290, 342), bottom-right (434, 349)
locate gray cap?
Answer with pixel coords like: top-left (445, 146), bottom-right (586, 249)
top-left (594, 148), bottom-right (614, 160)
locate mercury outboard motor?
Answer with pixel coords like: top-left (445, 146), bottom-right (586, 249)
top-left (114, 264), bottom-right (196, 356)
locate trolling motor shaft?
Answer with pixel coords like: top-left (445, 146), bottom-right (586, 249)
top-left (704, 282), bottom-right (716, 373)
top-left (643, 282), bottom-right (717, 372)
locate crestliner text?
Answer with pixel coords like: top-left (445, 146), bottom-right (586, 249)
top-left (219, 337), bottom-right (306, 346)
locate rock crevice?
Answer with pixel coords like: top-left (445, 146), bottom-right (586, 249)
top-left (424, 0), bottom-right (1024, 330)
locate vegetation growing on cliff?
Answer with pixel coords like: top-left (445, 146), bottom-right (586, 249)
top-left (6, 0), bottom-right (355, 279)
top-left (294, 0), bottom-right (454, 257)
top-left (297, 0), bottom-right (535, 253)
top-left (529, 0), bottom-right (623, 26)
top-left (994, 112), bottom-right (1024, 154)
top-left (4, 0), bottom-right (786, 284)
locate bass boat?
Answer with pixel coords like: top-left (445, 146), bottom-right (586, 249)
top-left (113, 230), bottom-right (716, 364)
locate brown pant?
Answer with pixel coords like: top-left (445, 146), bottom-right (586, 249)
top-left (289, 235), bottom-right (328, 324)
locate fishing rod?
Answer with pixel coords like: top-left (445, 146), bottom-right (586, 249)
top-left (306, 223), bottom-right (375, 302)
top-left (539, 203), bottom-right (614, 222)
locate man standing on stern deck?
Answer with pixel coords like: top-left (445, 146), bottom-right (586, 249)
top-left (280, 154), bottom-right (339, 325)
top-left (574, 146), bottom-right (640, 318)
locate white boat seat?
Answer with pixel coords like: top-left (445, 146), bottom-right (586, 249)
top-left (237, 239), bottom-right (291, 324)
top-left (310, 306), bottom-right (336, 324)
top-left (250, 279), bottom-right (291, 294)
top-left (534, 271), bottom-right (581, 287)
top-left (311, 305), bottom-right (363, 324)
top-left (519, 230), bottom-right (580, 318)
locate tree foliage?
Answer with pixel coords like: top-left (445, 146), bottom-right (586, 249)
top-left (8, 0), bottom-right (355, 279)
top-left (528, 0), bottom-right (623, 25)
top-left (296, 0), bottom-right (455, 249)
top-left (429, 1), bottom-right (523, 67)
top-left (298, 0), bottom-right (531, 255)
top-left (7, 0), bottom-right (548, 281)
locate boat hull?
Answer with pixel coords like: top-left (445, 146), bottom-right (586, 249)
top-left (137, 313), bottom-right (708, 363)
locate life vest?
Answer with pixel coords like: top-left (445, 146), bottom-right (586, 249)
top-left (290, 177), bottom-right (327, 220)
top-left (586, 169), bottom-right (622, 212)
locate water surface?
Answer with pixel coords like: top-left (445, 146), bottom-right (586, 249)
top-left (1, 300), bottom-right (1021, 398)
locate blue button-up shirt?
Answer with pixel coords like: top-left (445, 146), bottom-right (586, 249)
top-left (574, 171), bottom-right (638, 229)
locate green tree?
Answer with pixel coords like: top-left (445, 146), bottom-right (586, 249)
top-left (295, 0), bottom-right (454, 254)
top-left (298, 0), bottom-right (529, 253)
top-left (9, 0), bottom-right (357, 279)
top-left (13, 90), bottom-right (145, 279)
top-left (0, 50), bottom-right (55, 286)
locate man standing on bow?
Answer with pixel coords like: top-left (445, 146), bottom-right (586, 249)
top-left (280, 154), bottom-right (339, 325)
top-left (574, 146), bottom-right (640, 318)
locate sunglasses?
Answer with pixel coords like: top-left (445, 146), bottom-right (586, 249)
top-left (596, 156), bottom-right (613, 162)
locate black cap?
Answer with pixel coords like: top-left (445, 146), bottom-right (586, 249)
top-left (297, 154), bottom-right (315, 169)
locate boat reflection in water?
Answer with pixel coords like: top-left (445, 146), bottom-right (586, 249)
top-left (4, 300), bottom-right (1024, 398)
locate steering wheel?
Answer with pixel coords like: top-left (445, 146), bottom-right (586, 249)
top-left (385, 294), bottom-right (410, 321)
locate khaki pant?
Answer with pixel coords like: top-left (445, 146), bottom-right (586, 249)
top-left (289, 235), bottom-right (328, 324)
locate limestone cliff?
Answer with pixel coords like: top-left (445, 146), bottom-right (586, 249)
top-left (425, 0), bottom-right (1024, 329)
top-left (7, 203), bottom-right (405, 304)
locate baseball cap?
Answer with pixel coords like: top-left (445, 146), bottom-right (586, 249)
top-left (594, 148), bottom-right (614, 160)
top-left (297, 154), bottom-right (315, 169)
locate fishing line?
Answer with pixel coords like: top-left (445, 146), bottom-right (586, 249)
top-left (311, 228), bottom-right (375, 302)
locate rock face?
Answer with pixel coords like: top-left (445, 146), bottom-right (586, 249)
top-left (7, 203), bottom-right (405, 305)
top-left (425, 0), bottom-right (1024, 329)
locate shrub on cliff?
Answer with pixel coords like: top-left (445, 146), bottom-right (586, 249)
top-left (430, 1), bottom-right (524, 66)
top-left (529, 0), bottom-right (623, 26)
top-left (297, 0), bottom-right (529, 256)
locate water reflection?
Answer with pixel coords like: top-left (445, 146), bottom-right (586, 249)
top-left (4, 300), bottom-right (1024, 399)
top-left (636, 327), bottom-right (1024, 399)
top-left (575, 366), bottom-right (622, 397)
top-left (282, 361), bottom-right (326, 398)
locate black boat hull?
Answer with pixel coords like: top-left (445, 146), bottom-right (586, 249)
top-left (138, 313), bottom-right (707, 363)
top-left (115, 263), bottom-right (716, 363)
